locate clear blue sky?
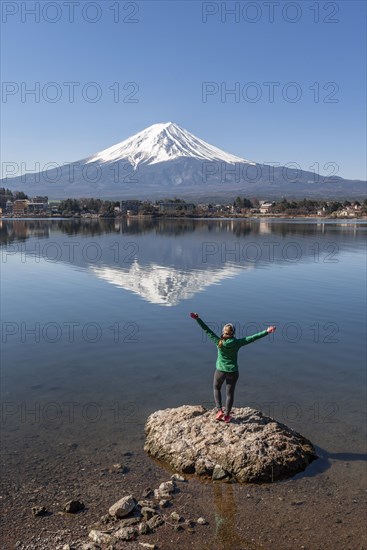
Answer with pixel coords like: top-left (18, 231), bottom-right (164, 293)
top-left (1, 0), bottom-right (366, 180)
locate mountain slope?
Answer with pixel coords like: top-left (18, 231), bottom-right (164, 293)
top-left (2, 122), bottom-right (366, 200)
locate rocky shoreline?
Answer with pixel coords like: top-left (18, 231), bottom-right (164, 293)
top-left (3, 450), bottom-right (214, 550)
top-left (1, 406), bottom-right (365, 550)
top-left (75, 475), bottom-right (207, 548)
top-left (2, 443), bottom-right (366, 550)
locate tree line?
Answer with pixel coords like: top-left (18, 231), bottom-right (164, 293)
top-left (1, 188), bottom-right (366, 216)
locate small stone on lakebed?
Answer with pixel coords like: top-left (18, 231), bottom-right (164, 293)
top-left (144, 405), bottom-right (317, 483)
top-left (63, 500), bottom-right (85, 513)
top-left (32, 506), bottom-right (47, 517)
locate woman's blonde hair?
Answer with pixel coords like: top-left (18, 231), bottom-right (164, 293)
top-left (218, 323), bottom-right (235, 348)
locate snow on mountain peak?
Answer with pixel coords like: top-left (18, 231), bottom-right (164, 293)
top-left (87, 122), bottom-right (255, 167)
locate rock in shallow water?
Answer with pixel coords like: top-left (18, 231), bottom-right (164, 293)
top-left (144, 405), bottom-right (317, 483)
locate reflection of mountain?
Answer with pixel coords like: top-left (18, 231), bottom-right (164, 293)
top-left (90, 261), bottom-right (242, 306)
top-left (2, 219), bottom-right (365, 306)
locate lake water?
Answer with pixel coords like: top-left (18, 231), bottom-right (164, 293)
top-left (1, 218), bottom-right (366, 549)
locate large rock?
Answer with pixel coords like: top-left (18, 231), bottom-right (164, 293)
top-left (144, 406), bottom-right (317, 483)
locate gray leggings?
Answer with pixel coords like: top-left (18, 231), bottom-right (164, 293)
top-left (213, 369), bottom-right (239, 415)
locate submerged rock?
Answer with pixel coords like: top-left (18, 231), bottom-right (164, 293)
top-left (144, 405), bottom-right (317, 483)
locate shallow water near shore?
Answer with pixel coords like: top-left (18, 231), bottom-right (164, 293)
top-left (1, 218), bottom-right (366, 549)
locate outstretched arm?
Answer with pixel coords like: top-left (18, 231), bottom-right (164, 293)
top-left (190, 312), bottom-right (220, 345)
top-left (237, 326), bottom-right (276, 347)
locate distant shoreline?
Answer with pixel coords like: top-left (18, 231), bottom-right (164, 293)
top-left (1, 214), bottom-right (366, 221)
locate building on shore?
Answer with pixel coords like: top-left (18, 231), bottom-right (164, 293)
top-left (8, 197), bottom-right (50, 216)
top-left (27, 196), bottom-right (50, 213)
top-left (120, 200), bottom-right (141, 215)
top-left (336, 204), bottom-right (363, 217)
top-left (13, 200), bottom-right (29, 216)
top-left (259, 201), bottom-right (274, 214)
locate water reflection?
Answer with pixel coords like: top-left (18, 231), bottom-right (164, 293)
top-left (1, 218), bottom-right (366, 241)
top-left (90, 262), bottom-right (242, 306)
top-left (202, 483), bottom-right (263, 550)
top-left (1, 219), bottom-right (365, 307)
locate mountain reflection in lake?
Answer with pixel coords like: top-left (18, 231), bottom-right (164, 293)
top-left (1, 218), bottom-right (364, 307)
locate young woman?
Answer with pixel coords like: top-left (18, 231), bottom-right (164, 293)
top-left (190, 313), bottom-right (276, 423)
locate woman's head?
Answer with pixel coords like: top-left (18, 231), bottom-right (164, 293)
top-left (218, 323), bottom-right (235, 347)
top-left (222, 323), bottom-right (235, 338)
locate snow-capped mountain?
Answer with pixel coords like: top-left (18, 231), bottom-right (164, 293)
top-left (2, 122), bottom-right (365, 199)
top-left (87, 122), bottom-right (254, 168)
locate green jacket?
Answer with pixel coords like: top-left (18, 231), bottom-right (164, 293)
top-left (196, 318), bottom-right (268, 373)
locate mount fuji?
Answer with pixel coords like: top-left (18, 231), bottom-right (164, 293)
top-left (87, 122), bottom-right (253, 167)
top-left (2, 122), bottom-right (365, 200)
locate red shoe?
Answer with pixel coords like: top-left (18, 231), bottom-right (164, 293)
top-left (224, 415), bottom-right (232, 423)
top-left (215, 410), bottom-right (225, 421)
